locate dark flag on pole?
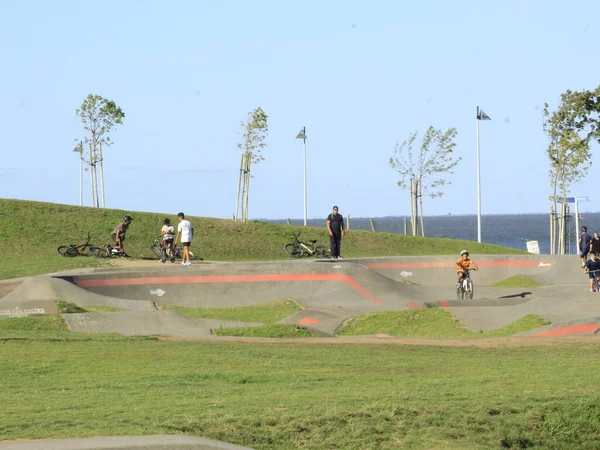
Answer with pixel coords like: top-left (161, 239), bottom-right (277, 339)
top-left (477, 109), bottom-right (491, 120)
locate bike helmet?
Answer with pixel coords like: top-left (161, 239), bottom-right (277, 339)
top-left (460, 249), bottom-right (469, 256)
top-left (124, 215), bottom-right (133, 222)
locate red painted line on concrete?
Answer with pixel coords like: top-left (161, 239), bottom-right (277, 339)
top-left (366, 261), bottom-right (555, 269)
top-left (534, 324), bottom-right (600, 337)
top-left (74, 273), bottom-right (386, 305)
top-left (298, 317), bottom-right (321, 325)
top-left (0, 284), bottom-right (17, 292)
top-left (440, 300), bottom-right (450, 308)
top-left (408, 302), bottom-right (420, 309)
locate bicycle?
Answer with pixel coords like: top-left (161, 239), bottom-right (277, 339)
top-left (283, 232), bottom-right (330, 258)
top-left (456, 268), bottom-right (476, 300)
top-left (89, 243), bottom-right (129, 259)
top-left (586, 269), bottom-right (600, 293)
top-left (150, 236), bottom-right (195, 261)
top-left (57, 233), bottom-right (95, 257)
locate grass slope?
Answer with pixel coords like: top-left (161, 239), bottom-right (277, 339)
top-left (488, 275), bottom-right (542, 288)
top-left (337, 309), bottom-right (550, 338)
top-left (1, 319), bottom-right (599, 449)
top-left (0, 199), bottom-right (524, 280)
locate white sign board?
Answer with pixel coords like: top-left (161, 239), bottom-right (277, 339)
top-left (526, 240), bottom-right (540, 254)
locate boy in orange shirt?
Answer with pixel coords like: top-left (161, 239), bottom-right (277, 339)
top-left (456, 249), bottom-right (478, 288)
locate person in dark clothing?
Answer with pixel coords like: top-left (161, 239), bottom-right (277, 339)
top-left (584, 251), bottom-right (600, 292)
top-left (579, 226), bottom-right (592, 267)
top-left (591, 231), bottom-right (600, 255)
top-left (326, 206), bottom-right (345, 259)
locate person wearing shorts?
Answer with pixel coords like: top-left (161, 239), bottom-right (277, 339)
top-left (161, 218), bottom-right (175, 263)
top-left (579, 226), bottom-right (592, 267)
top-left (175, 212), bottom-right (193, 266)
top-left (111, 215), bottom-right (132, 254)
top-left (584, 251), bottom-right (600, 292)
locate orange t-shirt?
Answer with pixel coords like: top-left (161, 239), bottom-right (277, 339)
top-left (456, 258), bottom-right (474, 272)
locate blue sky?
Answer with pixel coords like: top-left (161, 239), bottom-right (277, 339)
top-left (1, 0), bottom-right (598, 219)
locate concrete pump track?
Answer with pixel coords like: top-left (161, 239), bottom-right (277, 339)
top-left (3, 255), bottom-right (600, 449)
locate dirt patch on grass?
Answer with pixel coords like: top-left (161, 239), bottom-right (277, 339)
top-left (154, 335), bottom-right (600, 348)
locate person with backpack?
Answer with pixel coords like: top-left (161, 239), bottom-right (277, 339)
top-left (579, 226), bottom-right (592, 267)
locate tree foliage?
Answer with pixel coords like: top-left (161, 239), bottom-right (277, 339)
top-left (390, 127), bottom-right (459, 236)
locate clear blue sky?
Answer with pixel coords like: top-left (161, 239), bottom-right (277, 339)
top-left (1, 0), bottom-right (598, 219)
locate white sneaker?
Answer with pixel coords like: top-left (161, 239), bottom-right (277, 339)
top-left (184, 261), bottom-right (191, 266)
top-left (181, 261), bottom-right (186, 266)
top-left (337, 255), bottom-right (343, 259)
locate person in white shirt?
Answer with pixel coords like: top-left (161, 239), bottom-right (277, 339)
top-left (175, 212), bottom-right (194, 266)
top-left (161, 218), bottom-right (176, 263)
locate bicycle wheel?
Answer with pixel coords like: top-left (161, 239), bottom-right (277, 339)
top-left (466, 278), bottom-right (474, 300)
top-left (284, 243), bottom-right (303, 258)
top-left (57, 246), bottom-right (74, 257)
top-left (315, 246), bottom-right (331, 258)
top-left (456, 284), bottom-right (463, 300)
top-left (595, 277), bottom-right (600, 293)
top-left (150, 243), bottom-right (162, 258)
top-left (65, 247), bottom-right (79, 257)
top-left (89, 246), bottom-right (107, 258)
top-left (160, 246), bottom-right (167, 263)
top-left (188, 251), bottom-right (195, 260)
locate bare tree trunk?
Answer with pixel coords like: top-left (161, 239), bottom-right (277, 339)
top-left (99, 142), bottom-right (105, 208)
top-left (88, 143), bottom-right (95, 207)
top-left (409, 178), bottom-right (416, 236)
top-left (413, 180), bottom-right (419, 236)
top-left (418, 180), bottom-right (425, 236)
top-left (234, 152), bottom-right (244, 221)
top-left (244, 154), bottom-right (251, 222)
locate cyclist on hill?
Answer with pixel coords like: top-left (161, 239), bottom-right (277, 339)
top-left (584, 251), bottom-right (600, 292)
top-left (111, 215), bottom-right (132, 254)
top-left (161, 218), bottom-right (176, 263)
top-left (456, 250), bottom-right (478, 289)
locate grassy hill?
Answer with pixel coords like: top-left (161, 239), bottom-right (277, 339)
top-left (0, 199), bottom-right (523, 280)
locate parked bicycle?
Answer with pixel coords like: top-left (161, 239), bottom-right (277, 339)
top-left (283, 232), bottom-right (330, 258)
top-left (57, 233), bottom-right (95, 257)
top-left (150, 236), bottom-right (195, 261)
top-left (89, 243), bottom-right (129, 259)
top-left (456, 268), bottom-right (476, 300)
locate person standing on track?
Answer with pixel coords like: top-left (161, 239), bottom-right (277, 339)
top-left (591, 231), bottom-right (600, 256)
top-left (161, 218), bottom-right (176, 263)
top-left (326, 206), bottom-right (345, 259)
top-left (175, 212), bottom-right (194, 266)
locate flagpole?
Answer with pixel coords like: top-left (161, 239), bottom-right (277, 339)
top-left (476, 107), bottom-right (482, 243)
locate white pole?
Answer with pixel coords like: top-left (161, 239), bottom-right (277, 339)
top-left (476, 107), bottom-right (482, 243)
top-left (79, 153), bottom-right (83, 206)
top-left (303, 135), bottom-right (307, 226)
top-left (575, 199), bottom-right (580, 256)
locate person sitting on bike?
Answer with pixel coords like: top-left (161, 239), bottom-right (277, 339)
top-left (161, 218), bottom-right (175, 263)
top-left (456, 249), bottom-right (478, 289)
top-left (111, 215), bottom-right (132, 254)
top-left (584, 251), bottom-right (600, 292)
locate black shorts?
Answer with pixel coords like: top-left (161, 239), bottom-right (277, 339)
top-left (581, 248), bottom-right (590, 257)
top-left (588, 271), bottom-right (600, 279)
top-left (182, 242), bottom-right (191, 247)
top-left (163, 238), bottom-right (174, 245)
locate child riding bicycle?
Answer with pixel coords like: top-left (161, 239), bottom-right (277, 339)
top-left (161, 218), bottom-right (176, 263)
top-left (584, 251), bottom-right (600, 292)
top-left (456, 249), bottom-right (478, 289)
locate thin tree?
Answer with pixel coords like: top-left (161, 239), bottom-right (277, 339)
top-left (390, 127), bottom-right (460, 236)
top-left (76, 94), bottom-right (125, 208)
top-left (234, 107), bottom-right (268, 222)
top-left (544, 86), bottom-right (600, 254)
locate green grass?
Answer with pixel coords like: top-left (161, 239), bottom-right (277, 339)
top-left (0, 198), bottom-right (524, 280)
top-left (488, 275), bottom-right (542, 288)
top-left (0, 323), bottom-right (599, 449)
top-left (214, 324), bottom-right (319, 338)
top-left (336, 308), bottom-right (550, 338)
top-left (162, 299), bottom-right (302, 324)
top-left (56, 301), bottom-right (121, 314)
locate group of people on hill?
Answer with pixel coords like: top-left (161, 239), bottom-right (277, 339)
top-left (110, 212), bottom-right (194, 266)
top-left (579, 226), bottom-right (600, 291)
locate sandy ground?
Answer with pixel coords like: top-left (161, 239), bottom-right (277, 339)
top-left (154, 334), bottom-right (600, 348)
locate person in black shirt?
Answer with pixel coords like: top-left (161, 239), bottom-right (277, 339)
top-left (591, 231), bottom-right (600, 255)
top-left (326, 206), bottom-right (345, 259)
top-left (584, 251), bottom-right (600, 292)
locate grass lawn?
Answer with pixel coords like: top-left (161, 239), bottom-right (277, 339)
top-left (336, 309), bottom-right (550, 338)
top-left (0, 198), bottom-right (524, 280)
top-left (1, 317), bottom-right (600, 449)
top-left (488, 275), bottom-right (542, 288)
